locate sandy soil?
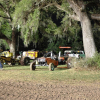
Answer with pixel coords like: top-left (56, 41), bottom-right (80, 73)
top-left (0, 80), bottom-right (100, 100)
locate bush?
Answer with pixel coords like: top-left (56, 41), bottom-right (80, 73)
top-left (73, 58), bottom-right (88, 68)
top-left (73, 52), bottom-right (100, 68)
top-left (89, 52), bottom-right (100, 68)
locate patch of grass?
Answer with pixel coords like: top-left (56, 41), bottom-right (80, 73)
top-left (0, 64), bottom-right (100, 83)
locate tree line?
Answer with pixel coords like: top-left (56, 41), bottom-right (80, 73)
top-left (0, 0), bottom-right (100, 58)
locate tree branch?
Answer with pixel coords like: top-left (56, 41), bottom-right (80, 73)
top-left (43, 3), bottom-right (69, 13)
top-left (69, 13), bottom-right (80, 21)
top-left (91, 14), bottom-right (100, 20)
top-left (0, 3), bottom-right (12, 22)
top-left (67, 0), bottom-right (82, 14)
top-left (43, 2), bottom-right (80, 21)
top-left (0, 15), bottom-right (11, 19)
top-left (0, 3), bottom-right (5, 10)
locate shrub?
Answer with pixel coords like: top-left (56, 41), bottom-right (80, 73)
top-left (73, 58), bottom-right (88, 68)
top-left (91, 52), bottom-right (100, 68)
top-left (73, 52), bottom-right (100, 68)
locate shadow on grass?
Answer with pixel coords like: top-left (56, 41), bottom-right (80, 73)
top-left (56, 66), bottom-right (68, 70)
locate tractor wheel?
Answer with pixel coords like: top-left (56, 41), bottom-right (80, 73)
top-left (49, 63), bottom-right (54, 71)
top-left (20, 57), bottom-right (24, 66)
top-left (30, 61), bottom-right (36, 70)
top-left (11, 59), bottom-right (15, 65)
top-left (24, 57), bottom-right (30, 65)
top-left (20, 57), bottom-right (30, 66)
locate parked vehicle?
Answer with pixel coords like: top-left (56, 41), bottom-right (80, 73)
top-left (20, 50), bottom-right (39, 65)
top-left (30, 51), bottom-right (58, 71)
top-left (30, 46), bottom-right (85, 71)
top-left (0, 51), bottom-right (19, 65)
top-left (58, 46), bottom-right (71, 64)
top-left (75, 51), bottom-right (85, 58)
top-left (64, 50), bottom-right (85, 58)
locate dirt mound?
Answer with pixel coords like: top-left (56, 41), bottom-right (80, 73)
top-left (0, 80), bottom-right (100, 100)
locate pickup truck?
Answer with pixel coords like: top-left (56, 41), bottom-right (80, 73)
top-left (64, 50), bottom-right (85, 58)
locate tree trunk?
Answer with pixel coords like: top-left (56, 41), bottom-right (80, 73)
top-left (9, 42), bottom-right (16, 58)
top-left (80, 12), bottom-right (96, 58)
top-left (0, 30), bottom-right (16, 58)
top-left (10, 30), bottom-right (16, 58)
top-left (66, 0), bottom-right (97, 58)
top-left (6, 30), bottom-right (16, 58)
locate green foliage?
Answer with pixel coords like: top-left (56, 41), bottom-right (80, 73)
top-left (45, 19), bottom-right (57, 34)
top-left (0, 21), bottom-right (11, 50)
top-left (0, 0), bottom-right (17, 21)
top-left (0, 22), bottom-right (12, 39)
top-left (0, 0), bottom-right (20, 52)
top-left (13, 0), bottom-right (83, 50)
top-left (45, 36), bottom-right (69, 54)
top-left (0, 39), bottom-right (9, 50)
top-left (87, 52), bottom-right (100, 68)
top-left (61, 2), bottom-right (72, 14)
top-left (12, 0), bottom-right (97, 54)
top-left (92, 23), bottom-right (100, 52)
top-left (61, 15), bottom-right (82, 50)
top-left (85, 1), bottom-right (100, 14)
top-left (54, 27), bottom-right (63, 38)
top-left (24, 8), bottom-right (40, 46)
top-left (13, 0), bottom-right (40, 46)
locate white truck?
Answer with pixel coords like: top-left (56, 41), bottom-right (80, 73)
top-left (64, 50), bottom-right (85, 58)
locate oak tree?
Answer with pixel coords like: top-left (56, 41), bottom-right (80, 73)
top-left (13, 0), bottom-right (100, 58)
top-left (0, 0), bottom-right (20, 58)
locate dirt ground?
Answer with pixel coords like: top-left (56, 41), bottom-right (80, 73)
top-left (0, 80), bottom-right (100, 100)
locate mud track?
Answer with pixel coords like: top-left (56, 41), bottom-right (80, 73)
top-left (0, 80), bottom-right (100, 100)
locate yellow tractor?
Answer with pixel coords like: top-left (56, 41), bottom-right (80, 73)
top-left (0, 51), bottom-right (19, 65)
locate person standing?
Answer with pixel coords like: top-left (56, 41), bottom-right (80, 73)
top-left (0, 61), bottom-right (3, 70)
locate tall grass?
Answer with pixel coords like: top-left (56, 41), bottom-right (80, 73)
top-left (74, 52), bottom-right (100, 69)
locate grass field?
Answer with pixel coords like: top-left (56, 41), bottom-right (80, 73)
top-left (0, 64), bottom-right (100, 83)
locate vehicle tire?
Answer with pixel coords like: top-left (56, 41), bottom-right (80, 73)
top-left (49, 63), bottom-right (54, 71)
top-left (20, 57), bottom-right (24, 66)
top-left (30, 61), bottom-right (36, 70)
top-left (24, 57), bottom-right (30, 65)
top-left (11, 59), bottom-right (15, 65)
top-left (20, 57), bottom-right (30, 66)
